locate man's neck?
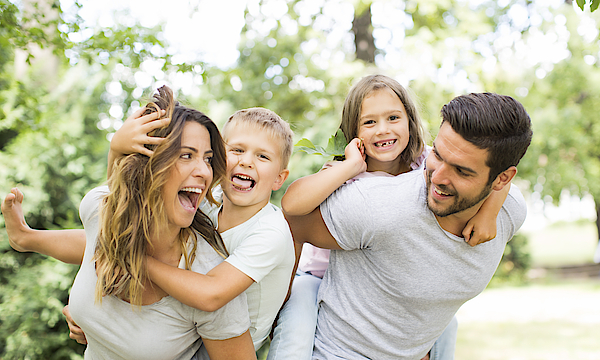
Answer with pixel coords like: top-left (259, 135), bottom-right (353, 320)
top-left (434, 205), bottom-right (482, 237)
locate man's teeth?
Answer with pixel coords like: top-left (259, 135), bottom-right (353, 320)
top-left (375, 140), bottom-right (396, 147)
top-left (181, 187), bottom-right (203, 193)
top-left (434, 187), bottom-right (450, 196)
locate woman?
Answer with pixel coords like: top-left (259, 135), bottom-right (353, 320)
top-left (3, 86), bottom-right (256, 360)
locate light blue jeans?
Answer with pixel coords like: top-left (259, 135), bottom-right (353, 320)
top-left (267, 271), bottom-right (458, 360)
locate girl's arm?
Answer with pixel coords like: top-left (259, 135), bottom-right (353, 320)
top-left (146, 257), bottom-right (255, 312)
top-left (281, 138), bottom-right (366, 216)
top-left (107, 108), bottom-right (169, 178)
top-left (1, 188), bottom-right (85, 265)
top-left (462, 183), bottom-right (511, 247)
top-left (203, 330), bottom-right (256, 360)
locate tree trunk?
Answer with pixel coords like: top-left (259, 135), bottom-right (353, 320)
top-left (596, 200), bottom-right (600, 242)
top-left (352, 4), bottom-right (375, 63)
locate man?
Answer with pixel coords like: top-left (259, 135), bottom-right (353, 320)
top-left (286, 92), bottom-right (533, 360)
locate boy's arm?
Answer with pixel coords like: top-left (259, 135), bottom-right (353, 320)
top-left (107, 108), bottom-right (169, 178)
top-left (1, 188), bottom-right (84, 265)
top-left (203, 330), bottom-right (256, 360)
top-left (281, 138), bottom-right (366, 216)
top-left (463, 183), bottom-right (511, 247)
top-left (146, 257), bottom-right (255, 312)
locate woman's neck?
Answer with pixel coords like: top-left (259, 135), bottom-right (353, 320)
top-left (148, 228), bottom-right (183, 267)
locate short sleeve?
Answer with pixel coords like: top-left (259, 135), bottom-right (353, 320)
top-left (194, 292), bottom-right (250, 340)
top-left (79, 186), bottom-right (108, 226)
top-left (319, 182), bottom-right (373, 250)
top-left (499, 184), bottom-right (527, 240)
top-left (225, 220), bottom-right (290, 283)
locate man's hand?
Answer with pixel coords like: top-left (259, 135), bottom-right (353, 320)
top-left (63, 305), bottom-right (87, 345)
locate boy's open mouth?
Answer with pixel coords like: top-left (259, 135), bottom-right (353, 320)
top-left (178, 187), bottom-right (203, 210)
top-left (374, 139), bottom-right (396, 147)
top-left (231, 174), bottom-right (256, 192)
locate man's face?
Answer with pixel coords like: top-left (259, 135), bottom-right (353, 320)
top-left (425, 122), bottom-right (493, 218)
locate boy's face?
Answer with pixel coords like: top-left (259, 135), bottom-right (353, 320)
top-left (222, 124), bottom-right (289, 212)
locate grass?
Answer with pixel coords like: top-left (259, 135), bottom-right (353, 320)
top-left (524, 220), bottom-right (598, 268)
top-left (456, 221), bottom-right (600, 360)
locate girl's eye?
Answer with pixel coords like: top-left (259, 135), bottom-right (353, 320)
top-left (362, 120), bottom-right (375, 126)
top-left (389, 115), bottom-right (399, 121)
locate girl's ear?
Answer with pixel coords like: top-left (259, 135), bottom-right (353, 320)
top-left (272, 169), bottom-right (290, 191)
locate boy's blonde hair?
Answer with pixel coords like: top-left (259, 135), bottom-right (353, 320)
top-left (223, 107), bottom-right (293, 169)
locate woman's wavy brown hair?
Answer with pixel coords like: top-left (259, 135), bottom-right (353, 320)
top-left (94, 86), bottom-right (227, 306)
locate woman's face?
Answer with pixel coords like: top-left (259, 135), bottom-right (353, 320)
top-left (162, 121), bottom-right (214, 233)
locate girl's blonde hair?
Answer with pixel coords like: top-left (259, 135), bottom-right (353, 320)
top-left (94, 86), bottom-right (228, 306)
top-left (340, 75), bottom-right (425, 166)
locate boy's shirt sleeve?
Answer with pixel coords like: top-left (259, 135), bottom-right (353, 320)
top-left (224, 212), bottom-right (292, 283)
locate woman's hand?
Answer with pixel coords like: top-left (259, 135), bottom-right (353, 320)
top-left (111, 108), bottom-right (170, 158)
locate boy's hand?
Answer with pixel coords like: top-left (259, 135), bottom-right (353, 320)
top-left (462, 214), bottom-right (497, 247)
top-left (1, 187), bottom-right (33, 252)
top-left (111, 108), bottom-right (170, 158)
top-left (62, 305), bottom-right (87, 345)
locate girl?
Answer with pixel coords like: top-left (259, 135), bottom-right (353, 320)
top-left (270, 75), bottom-right (507, 360)
top-left (2, 86), bottom-right (256, 360)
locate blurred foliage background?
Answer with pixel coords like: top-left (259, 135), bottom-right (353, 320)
top-left (1, 0), bottom-right (599, 358)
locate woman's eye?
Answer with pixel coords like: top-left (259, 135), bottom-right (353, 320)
top-left (204, 156), bottom-right (213, 165)
top-left (181, 153), bottom-right (192, 159)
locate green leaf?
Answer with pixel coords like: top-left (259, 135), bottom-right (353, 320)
top-left (577, 0), bottom-right (586, 10)
top-left (295, 130), bottom-right (348, 158)
top-left (591, 0), bottom-right (599, 11)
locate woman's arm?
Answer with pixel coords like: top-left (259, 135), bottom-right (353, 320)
top-left (203, 330), bottom-right (256, 360)
top-left (1, 188), bottom-right (85, 264)
top-left (107, 108), bottom-right (169, 178)
top-left (281, 138), bottom-right (366, 216)
top-left (146, 257), bottom-right (254, 312)
top-left (462, 183), bottom-right (511, 247)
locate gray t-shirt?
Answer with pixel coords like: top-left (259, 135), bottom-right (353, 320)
top-left (69, 186), bottom-right (250, 360)
top-left (315, 170), bottom-right (526, 360)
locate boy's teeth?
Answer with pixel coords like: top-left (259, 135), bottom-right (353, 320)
top-left (232, 175), bottom-right (255, 190)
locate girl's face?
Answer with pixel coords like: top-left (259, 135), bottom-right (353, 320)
top-left (162, 121), bottom-right (214, 234)
top-left (357, 87), bottom-right (410, 175)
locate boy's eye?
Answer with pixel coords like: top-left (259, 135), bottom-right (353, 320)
top-left (231, 148), bottom-right (243, 153)
top-left (258, 154), bottom-right (270, 161)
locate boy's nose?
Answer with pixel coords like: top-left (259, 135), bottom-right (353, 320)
top-left (238, 153), bottom-right (254, 168)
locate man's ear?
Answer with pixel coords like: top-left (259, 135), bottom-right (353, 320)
top-left (492, 166), bottom-right (517, 191)
top-left (272, 169), bottom-right (290, 191)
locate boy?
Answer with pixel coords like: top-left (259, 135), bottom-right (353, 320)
top-left (2, 107), bottom-right (295, 353)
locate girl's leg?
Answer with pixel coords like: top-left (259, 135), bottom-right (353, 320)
top-left (267, 271), bottom-right (322, 360)
top-left (428, 316), bottom-right (458, 360)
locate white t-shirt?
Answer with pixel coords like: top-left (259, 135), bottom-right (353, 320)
top-left (202, 186), bottom-right (295, 350)
top-left (69, 186), bottom-right (250, 360)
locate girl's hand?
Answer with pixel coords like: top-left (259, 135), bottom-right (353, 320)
top-left (462, 212), bottom-right (497, 247)
top-left (111, 108), bottom-right (170, 158)
top-left (344, 138), bottom-right (367, 176)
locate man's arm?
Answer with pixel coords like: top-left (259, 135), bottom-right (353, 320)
top-left (1, 188), bottom-right (84, 265)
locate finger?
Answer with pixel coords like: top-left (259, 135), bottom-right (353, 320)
top-left (134, 145), bottom-right (154, 158)
top-left (130, 107), bottom-right (146, 119)
top-left (12, 187), bottom-right (24, 203)
top-left (141, 118), bottom-right (170, 133)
